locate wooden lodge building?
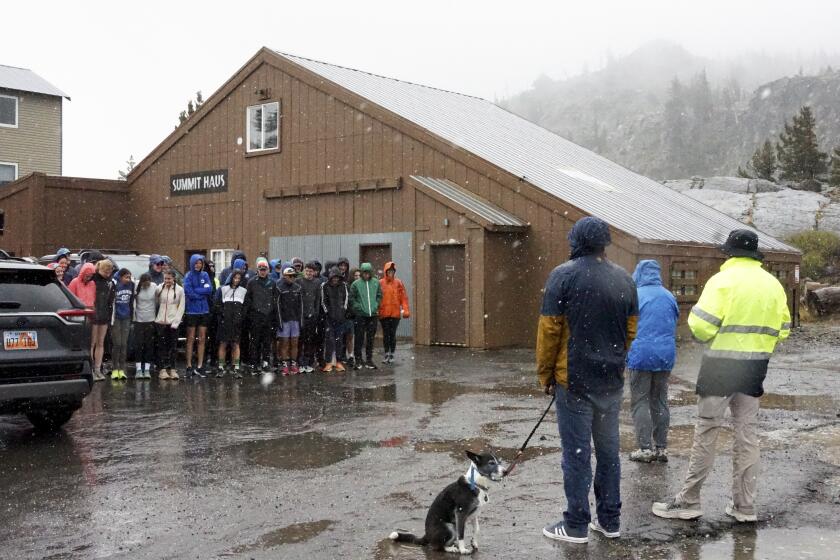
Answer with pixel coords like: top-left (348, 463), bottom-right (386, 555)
top-left (2, 48), bottom-right (801, 347)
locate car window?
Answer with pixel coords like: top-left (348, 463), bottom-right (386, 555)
top-left (0, 270), bottom-right (75, 312)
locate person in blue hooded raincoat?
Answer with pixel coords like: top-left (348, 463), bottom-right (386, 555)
top-left (627, 259), bottom-right (679, 463)
top-left (183, 254), bottom-right (213, 377)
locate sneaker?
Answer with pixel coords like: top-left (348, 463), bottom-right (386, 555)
top-left (725, 502), bottom-right (757, 523)
top-left (185, 366), bottom-right (194, 378)
top-left (234, 369), bottom-right (243, 379)
top-left (542, 520), bottom-right (588, 543)
top-left (345, 356), bottom-right (354, 368)
top-left (110, 369), bottom-right (121, 380)
top-left (169, 370), bottom-right (180, 380)
top-left (655, 448), bottom-right (669, 463)
top-left (321, 363), bottom-right (334, 373)
top-left (290, 361), bottom-right (300, 375)
top-left (250, 365), bottom-right (260, 376)
top-left (194, 367), bottom-right (206, 378)
top-left (364, 360), bottom-right (377, 370)
top-left (281, 361), bottom-right (290, 376)
top-left (305, 365), bottom-right (314, 374)
top-left (216, 367), bottom-right (226, 378)
top-left (589, 519), bottom-right (620, 538)
top-left (652, 498), bottom-right (703, 520)
top-left (93, 368), bottom-right (106, 382)
top-left (262, 361), bottom-right (270, 373)
top-left (335, 362), bottom-right (346, 373)
top-left (630, 448), bottom-right (656, 463)
top-left (159, 369), bottom-right (171, 380)
top-left (354, 362), bottom-right (363, 371)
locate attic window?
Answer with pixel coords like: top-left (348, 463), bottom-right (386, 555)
top-left (670, 263), bottom-right (698, 297)
top-left (246, 101), bottom-right (280, 152)
top-left (0, 162), bottom-right (17, 186)
top-left (0, 94), bottom-right (17, 128)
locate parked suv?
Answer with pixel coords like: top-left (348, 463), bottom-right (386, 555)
top-left (0, 255), bottom-right (93, 431)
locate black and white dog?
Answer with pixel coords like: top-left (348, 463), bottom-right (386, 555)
top-left (389, 451), bottom-right (505, 555)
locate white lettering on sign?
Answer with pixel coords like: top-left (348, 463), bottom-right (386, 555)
top-left (170, 170), bottom-right (228, 196)
top-left (445, 265), bottom-right (456, 272)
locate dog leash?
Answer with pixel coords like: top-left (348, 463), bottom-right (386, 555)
top-left (503, 395), bottom-right (555, 478)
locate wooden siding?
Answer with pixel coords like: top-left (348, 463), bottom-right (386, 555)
top-left (0, 173), bottom-right (128, 257)
top-left (126, 51), bottom-right (799, 347)
top-left (0, 89), bottom-right (62, 177)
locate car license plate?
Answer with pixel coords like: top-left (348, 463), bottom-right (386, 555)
top-left (4, 330), bottom-right (38, 351)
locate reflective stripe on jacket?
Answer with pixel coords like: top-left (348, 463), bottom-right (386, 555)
top-left (689, 257), bottom-right (791, 397)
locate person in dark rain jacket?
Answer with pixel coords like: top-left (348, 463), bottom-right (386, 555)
top-left (320, 266), bottom-right (349, 373)
top-left (220, 250), bottom-right (248, 286)
top-left (626, 260), bottom-right (679, 463)
top-left (536, 216), bottom-right (638, 544)
top-left (244, 258), bottom-right (277, 373)
top-left (296, 261), bottom-right (322, 373)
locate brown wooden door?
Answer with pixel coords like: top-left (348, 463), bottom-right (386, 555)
top-left (359, 244), bottom-right (392, 278)
top-left (431, 245), bottom-right (466, 345)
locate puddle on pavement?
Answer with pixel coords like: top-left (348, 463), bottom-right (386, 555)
top-left (620, 424), bottom-right (735, 454)
top-left (233, 432), bottom-right (369, 470)
top-left (230, 520), bottom-right (335, 553)
top-left (414, 437), bottom-right (559, 465)
top-left (342, 383), bottom-right (398, 403)
top-left (411, 378), bottom-right (544, 407)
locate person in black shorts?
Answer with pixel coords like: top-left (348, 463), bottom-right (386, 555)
top-left (217, 270), bottom-right (247, 378)
top-left (183, 254), bottom-right (213, 377)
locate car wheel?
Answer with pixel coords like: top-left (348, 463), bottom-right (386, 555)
top-left (26, 407), bottom-right (76, 432)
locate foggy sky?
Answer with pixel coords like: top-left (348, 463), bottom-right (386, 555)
top-left (3, 0), bottom-right (840, 179)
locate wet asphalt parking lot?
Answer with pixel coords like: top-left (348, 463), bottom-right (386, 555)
top-left (1, 325), bottom-right (839, 559)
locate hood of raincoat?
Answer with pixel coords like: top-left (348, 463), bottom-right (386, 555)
top-left (189, 254), bottom-right (204, 273)
top-left (568, 216), bottom-right (611, 260)
top-left (328, 266), bottom-right (342, 280)
top-left (269, 259), bottom-right (281, 281)
top-left (382, 261), bottom-right (397, 281)
top-left (80, 262), bottom-right (95, 283)
top-left (632, 260), bottom-right (663, 288)
top-left (360, 262), bottom-right (374, 274)
top-left (230, 251), bottom-right (247, 269)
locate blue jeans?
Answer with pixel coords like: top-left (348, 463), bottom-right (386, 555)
top-left (555, 385), bottom-right (622, 532)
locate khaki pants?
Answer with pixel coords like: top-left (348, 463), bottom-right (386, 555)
top-left (676, 393), bottom-right (760, 515)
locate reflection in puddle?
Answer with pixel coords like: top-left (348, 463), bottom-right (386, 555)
top-left (233, 432), bottom-right (369, 470)
top-left (411, 378), bottom-right (543, 407)
top-left (230, 520), bottom-right (335, 553)
top-left (760, 393), bottom-right (837, 413)
top-left (343, 384), bottom-right (398, 403)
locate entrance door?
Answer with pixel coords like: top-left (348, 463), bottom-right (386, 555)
top-left (431, 245), bottom-right (466, 345)
top-left (359, 244), bottom-right (392, 278)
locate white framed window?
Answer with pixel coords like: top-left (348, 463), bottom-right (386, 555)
top-left (246, 101), bottom-right (279, 152)
top-left (0, 162), bottom-right (17, 186)
top-left (211, 249), bottom-right (238, 271)
top-left (0, 94), bottom-right (18, 128)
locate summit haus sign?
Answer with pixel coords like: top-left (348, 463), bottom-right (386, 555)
top-left (170, 170), bottom-right (228, 196)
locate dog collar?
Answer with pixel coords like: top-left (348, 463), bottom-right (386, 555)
top-left (465, 464), bottom-right (490, 493)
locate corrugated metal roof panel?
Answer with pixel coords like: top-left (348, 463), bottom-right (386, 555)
top-left (277, 52), bottom-right (798, 253)
top-left (411, 176), bottom-right (528, 228)
top-left (0, 64), bottom-right (69, 99)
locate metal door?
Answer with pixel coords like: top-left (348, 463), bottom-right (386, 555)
top-left (431, 245), bottom-right (466, 345)
top-left (359, 244), bottom-right (392, 278)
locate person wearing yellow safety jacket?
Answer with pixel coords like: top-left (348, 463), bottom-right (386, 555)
top-left (653, 229), bottom-right (791, 524)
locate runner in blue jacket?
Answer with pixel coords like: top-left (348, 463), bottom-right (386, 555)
top-left (627, 259), bottom-right (679, 463)
top-left (183, 254), bottom-right (213, 376)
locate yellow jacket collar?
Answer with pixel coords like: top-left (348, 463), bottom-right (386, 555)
top-left (720, 257), bottom-right (762, 271)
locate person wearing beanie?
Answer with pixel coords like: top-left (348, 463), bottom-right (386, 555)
top-left (537, 216), bottom-right (638, 544)
top-left (292, 257), bottom-right (305, 278)
top-left (349, 262), bottom-right (382, 370)
top-left (320, 266), bottom-right (349, 373)
top-left (244, 257), bottom-right (277, 374)
top-left (110, 268), bottom-right (135, 380)
top-left (276, 266), bottom-right (303, 375)
top-left (378, 261), bottom-right (410, 364)
top-left (296, 261), bottom-right (322, 373)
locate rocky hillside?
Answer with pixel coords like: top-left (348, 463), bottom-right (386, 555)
top-left (663, 177), bottom-right (840, 238)
top-left (502, 42), bottom-right (840, 179)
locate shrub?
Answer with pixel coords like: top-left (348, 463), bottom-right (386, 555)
top-left (786, 230), bottom-right (840, 279)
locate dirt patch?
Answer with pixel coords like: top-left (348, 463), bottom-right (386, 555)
top-left (760, 393), bottom-right (837, 413)
top-left (383, 491), bottom-right (425, 510)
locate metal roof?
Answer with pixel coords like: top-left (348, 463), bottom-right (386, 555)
top-left (276, 51), bottom-right (798, 253)
top-left (410, 175), bottom-right (529, 230)
top-left (0, 64), bottom-right (69, 99)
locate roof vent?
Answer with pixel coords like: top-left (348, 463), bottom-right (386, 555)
top-left (255, 87), bottom-right (272, 100)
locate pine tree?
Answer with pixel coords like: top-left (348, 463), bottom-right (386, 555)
top-left (750, 140), bottom-right (777, 181)
top-left (776, 106), bottom-right (828, 182)
top-left (830, 147), bottom-right (840, 188)
top-left (117, 155), bottom-right (136, 181)
top-left (663, 77), bottom-right (688, 175)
